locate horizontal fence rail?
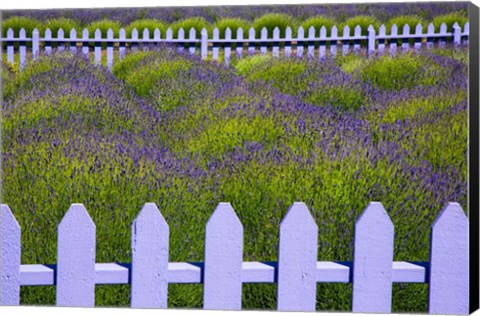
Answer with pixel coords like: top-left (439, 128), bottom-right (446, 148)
top-left (0, 201), bottom-right (469, 313)
top-left (0, 21), bottom-right (469, 69)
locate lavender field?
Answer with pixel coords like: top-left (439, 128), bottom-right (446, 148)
top-left (0, 3), bottom-right (469, 312)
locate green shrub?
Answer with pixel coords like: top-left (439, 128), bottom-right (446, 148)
top-left (304, 85), bottom-right (366, 112)
top-left (233, 54), bottom-right (272, 77)
top-left (342, 15), bottom-right (380, 36)
top-left (170, 17), bottom-right (212, 39)
top-left (301, 16), bottom-right (336, 36)
top-left (386, 15), bottom-right (426, 33)
top-left (2, 16), bottom-right (43, 37)
top-left (111, 51), bottom-right (156, 79)
top-left (252, 13), bottom-right (298, 38)
top-left (44, 18), bottom-right (81, 37)
top-left (214, 18), bottom-right (250, 39)
top-left (86, 19), bottom-right (121, 38)
top-left (125, 19), bottom-right (167, 39)
top-left (432, 11), bottom-right (468, 32)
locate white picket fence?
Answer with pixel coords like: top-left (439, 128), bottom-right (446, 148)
top-left (0, 21), bottom-right (469, 69)
top-left (0, 201), bottom-right (469, 313)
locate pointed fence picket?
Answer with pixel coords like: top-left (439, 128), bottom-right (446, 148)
top-left (0, 201), bottom-right (469, 313)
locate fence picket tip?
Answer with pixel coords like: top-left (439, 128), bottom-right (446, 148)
top-left (356, 201), bottom-right (393, 225)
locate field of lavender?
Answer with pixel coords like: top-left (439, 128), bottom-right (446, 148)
top-left (1, 16), bottom-right (468, 311)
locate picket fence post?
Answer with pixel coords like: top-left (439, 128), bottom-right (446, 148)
top-left (414, 24), bottom-right (423, 51)
top-left (342, 25), bottom-right (350, 56)
top-left (58, 28), bottom-right (65, 52)
top-left (119, 28), bottom-right (126, 59)
top-left (82, 28), bottom-right (89, 56)
top-left (236, 27), bottom-right (244, 58)
top-left (426, 23), bottom-right (435, 49)
top-left (390, 24), bottom-right (398, 57)
top-left (453, 22), bottom-right (461, 46)
top-left (428, 202), bottom-right (469, 314)
top-left (224, 27), bottom-right (232, 65)
top-left (212, 28), bottom-right (219, 61)
top-left (307, 26), bottom-right (315, 59)
top-left (107, 29), bottom-right (114, 70)
top-left (367, 25), bottom-right (376, 56)
top-left (203, 203), bottom-right (243, 310)
top-left (353, 25), bottom-right (361, 54)
top-left (297, 26), bottom-right (304, 58)
top-left (56, 204), bottom-right (96, 307)
top-left (248, 27), bottom-right (255, 56)
top-left (32, 28), bottom-right (40, 60)
top-left (201, 28), bottom-right (208, 60)
top-left (189, 28), bottom-right (196, 55)
top-left (402, 24), bottom-right (410, 53)
top-left (260, 27), bottom-right (268, 55)
top-left (319, 26), bottom-right (327, 60)
top-left (277, 202), bottom-right (318, 311)
top-left (70, 29), bottom-right (77, 54)
top-left (0, 205), bottom-right (21, 305)
top-left (7, 29), bottom-right (14, 65)
top-left (273, 27), bottom-right (280, 58)
top-left (131, 203), bottom-right (169, 308)
top-left (19, 28), bottom-right (27, 70)
top-left (330, 25), bottom-right (338, 57)
top-left (352, 202), bottom-right (394, 313)
top-left (285, 26), bottom-right (292, 58)
top-left (94, 29), bottom-right (102, 65)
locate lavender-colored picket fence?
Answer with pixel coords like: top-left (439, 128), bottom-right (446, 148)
top-left (0, 21), bottom-right (469, 69)
top-left (0, 201), bottom-right (469, 313)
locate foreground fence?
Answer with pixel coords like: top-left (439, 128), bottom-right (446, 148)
top-left (0, 201), bottom-right (468, 313)
top-left (0, 21), bottom-right (469, 69)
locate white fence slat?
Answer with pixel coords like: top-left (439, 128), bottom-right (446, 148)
top-left (353, 25), bottom-right (361, 54)
top-left (154, 28), bottom-right (161, 46)
top-left (463, 22), bottom-right (469, 44)
top-left (402, 24), bottom-right (410, 53)
top-left (201, 28), bottom-right (208, 59)
top-left (107, 29), bottom-right (114, 70)
top-left (236, 27), bottom-right (244, 58)
top-left (94, 29), bottom-right (102, 65)
top-left (307, 26), bottom-right (315, 59)
top-left (19, 29), bottom-right (26, 70)
top-left (378, 24), bottom-right (386, 55)
top-left (0, 205), bottom-right (21, 305)
top-left (58, 28), bottom-right (65, 52)
top-left (82, 28), bottom-right (89, 56)
top-left (297, 26), bottom-right (304, 58)
top-left (414, 24), bottom-right (423, 51)
top-left (260, 27), bottom-right (268, 55)
top-left (131, 28), bottom-right (139, 53)
top-left (203, 203), bottom-right (243, 310)
top-left (177, 28), bottom-right (185, 53)
top-left (427, 23), bottom-right (435, 49)
top-left (367, 25), bottom-right (375, 56)
top-left (285, 26), bottom-right (292, 58)
top-left (352, 202), bottom-right (394, 313)
top-left (330, 26), bottom-right (337, 57)
top-left (453, 22), bottom-right (461, 46)
top-left (342, 25), bottom-right (350, 56)
top-left (166, 28), bottom-right (173, 41)
top-left (212, 28), bottom-right (219, 61)
top-left (390, 24), bottom-right (398, 57)
top-left (439, 22), bottom-right (447, 48)
top-left (189, 28), bottom-right (196, 55)
top-left (56, 204), bottom-right (96, 307)
top-left (32, 28), bottom-right (40, 60)
top-left (224, 27), bottom-right (232, 65)
top-left (319, 26), bottom-right (327, 60)
top-left (143, 28), bottom-right (150, 52)
top-left (272, 27), bottom-right (280, 58)
top-left (44, 28), bottom-right (52, 55)
top-left (248, 27), bottom-right (256, 56)
top-left (119, 28), bottom-right (126, 59)
top-left (70, 29), bottom-right (77, 54)
top-left (428, 203), bottom-right (469, 314)
top-left (277, 203), bottom-right (318, 311)
top-left (7, 29), bottom-right (14, 65)
top-left (131, 203), bottom-right (169, 308)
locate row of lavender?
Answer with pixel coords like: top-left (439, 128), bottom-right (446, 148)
top-left (1, 21), bottom-right (469, 69)
top-left (1, 3), bottom-right (467, 25)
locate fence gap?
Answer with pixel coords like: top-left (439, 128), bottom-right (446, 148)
top-left (0, 205), bottom-right (21, 305)
top-left (131, 203), bottom-right (169, 308)
top-left (428, 203), bottom-right (469, 314)
top-left (56, 204), bottom-right (96, 307)
top-left (277, 202), bottom-right (318, 311)
top-left (352, 202), bottom-right (393, 313)
top-left (203, 203), bottom-right (243, 310)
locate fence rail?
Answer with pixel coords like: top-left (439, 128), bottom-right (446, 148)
top-left (0, 21), bottom-right (469, 69)
top-left (0, 201), bottom-right (469, 313)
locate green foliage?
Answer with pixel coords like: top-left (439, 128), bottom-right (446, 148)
top-left (214, 18), bottom-right (251, 39)
top-left (170, 17), bottom-right (212, 38)
top-left (86, 18), bottom-right (121, 37)
top-left (432, 11), bottom-right (468, 31)
top-left (301, 16), bottom-right (336, 36)
top-left (44, 18), bottom-right (81, 37)
top-left (252, 13), bottom-right (298, 38)
top-left (125, 19), bottom-right (167, 38)
top-left (358, 53), bottom-right (445, 90)
top-left (111, 51), bottom-right (156, 79)
top-left (386, 15), bottom-right (426, 33)
top-left (233, 54), bottom-right (272, 77)
top-left (304, 85), bottom-right (366, 112)
top-left (334, 53), bottom-right (366, 74)
top-left (2, 16), bottom-right (43, 37)
top-left (342, 15), bottom-right (380, 35)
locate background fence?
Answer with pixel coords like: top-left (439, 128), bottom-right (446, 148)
top-left (0, 21), bottom-right (469, 69)
top-left (0, 201), bottom-right (469, 313)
